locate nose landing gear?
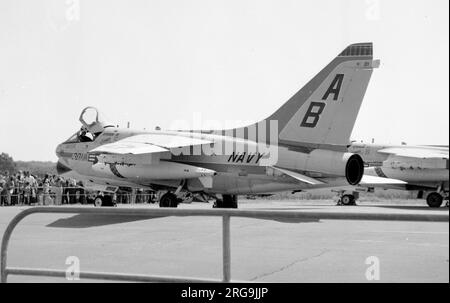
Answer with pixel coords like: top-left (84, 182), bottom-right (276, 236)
top-left (426, 192), bottom-right (445, 208)
top-left (93, 195), bottom-right (116, 207)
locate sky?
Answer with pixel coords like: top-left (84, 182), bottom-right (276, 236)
top-left (0, 0), bottom-right (448, 161)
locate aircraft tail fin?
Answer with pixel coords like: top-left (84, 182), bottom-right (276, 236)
top-left (233, 43), bottom-right (379, 151)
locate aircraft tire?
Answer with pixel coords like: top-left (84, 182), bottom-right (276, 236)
top-left (341, 195), bottom-right (355, 206)
top-left (159, 193), bottom-right (178, 208)
top-left (426, 192), bottom-right (443, 208)
top-left (94, 195), bottom-right (116, 207)
top-left (222, 195), bottom-right (238, 209)
top-left (94, 196), bottom-right (103, 207)
top-left (213, 199), bottom-right (223, 208)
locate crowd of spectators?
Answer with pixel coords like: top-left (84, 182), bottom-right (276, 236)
top-left (0, 171), bottom-right (157, 206)
top-left (0, 171), bottom-right (83, 206)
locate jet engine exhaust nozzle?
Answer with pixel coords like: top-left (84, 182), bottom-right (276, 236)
top-left (345, 154), bottom-right (364, 185)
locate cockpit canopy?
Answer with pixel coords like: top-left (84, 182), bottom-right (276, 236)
top-left (79, 107), bottom-right (113, 135)
top-left (64, 107), bottom-right (114, 144)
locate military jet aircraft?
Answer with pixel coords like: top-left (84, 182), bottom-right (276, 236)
top-left (346, 143), bottom-right (449, 208)
top-left (56, 42), bottom-right (379, 208)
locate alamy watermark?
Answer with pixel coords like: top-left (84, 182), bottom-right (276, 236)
top-left (47, 0), bottom-right (80, 32)
top-left (165, 113), bottom-right (279, 166)
top-left (365, 0), bottom-right (381, 21)
top-left (365, 256), bottom-right (380, 281)
top-left (65, 256), bottom-right (80, 281)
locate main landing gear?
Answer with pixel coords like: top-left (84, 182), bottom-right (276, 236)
top-left (213, 195), bottom-right (238, 209)
top-left (425, 184), bottom-right (449, 208)
top-left (159, 192), bottom-right (181, 208)
top-left (426, 192), bottom-right (448, 208)
top-left (158, 181), bottom-right (187, 208)
top-left (336, 191), bottom-right (359, 206)
top-left (157, 192), bottom-right (238, 208)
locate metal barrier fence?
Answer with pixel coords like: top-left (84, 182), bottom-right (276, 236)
top-left (1, 207), bottom-right (448, 283)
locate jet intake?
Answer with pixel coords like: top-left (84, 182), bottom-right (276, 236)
top-left (56, 161), bottom-right (72, 175)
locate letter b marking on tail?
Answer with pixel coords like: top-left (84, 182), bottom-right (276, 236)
top-left (300, 102), bottom-right (326, 128)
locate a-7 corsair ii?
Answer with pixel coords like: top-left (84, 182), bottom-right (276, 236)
top-left (56, 43), bottom-right (379, 208)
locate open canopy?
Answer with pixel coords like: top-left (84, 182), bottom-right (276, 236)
top-left (79, 107), bottom-right (113, 135)
top-left (64, 107), bottom-right (115, 144)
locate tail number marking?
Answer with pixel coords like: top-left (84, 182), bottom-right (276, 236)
top-left (300, 74), bottom-right (344, 128)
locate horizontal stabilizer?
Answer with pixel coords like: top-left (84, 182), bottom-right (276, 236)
top-left (360, 175), bottom-right (407, 186)
top-left (320, 175), bottom-right (408, 193)
top-left (271, 166), bottom-right (325, 185)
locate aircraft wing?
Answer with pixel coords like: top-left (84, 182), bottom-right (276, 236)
top-left (378, 147), bottom-right (449, 160)
top-left (91, 133), bottom-right (213, 155)
top-left (91, 141), bottom-right (169, 155)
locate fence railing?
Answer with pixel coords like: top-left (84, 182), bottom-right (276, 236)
top-left (1, 207), bottom-right (448, 283)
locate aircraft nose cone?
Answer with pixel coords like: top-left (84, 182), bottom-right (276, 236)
top-left (55, 144), bottom-right (63, 158)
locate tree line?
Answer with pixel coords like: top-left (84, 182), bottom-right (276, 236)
top-left (0, 153), bottom-right (56, 176)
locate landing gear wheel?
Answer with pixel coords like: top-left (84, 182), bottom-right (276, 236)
top-left (159, 193), bottom-right (179, 208)
top-left (94, 195), bottom-right (116, 207)
top-left (213, 199), bottom-right (223, 208)
top-left (341, 195), bottom-right (356, 206)
top-left (94, 196), bottom-right (103, 207)
top-left (214, 195), bottom-right (238, 209)
top-left (426, 192), bottom-right (443, 208)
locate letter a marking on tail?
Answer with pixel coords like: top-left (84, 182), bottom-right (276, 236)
top-left (322, 74), bottom-right (344, 101)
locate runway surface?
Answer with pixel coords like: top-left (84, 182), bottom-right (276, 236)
top-left (0, 200), bottom-right (448, 283)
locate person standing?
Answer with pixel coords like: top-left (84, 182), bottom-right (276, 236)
top-left (0, 176), bottom-right (5, 206)
top-left (43, 179), bottom-right (52, 205)
top-left (24, 172), bottom-right (36, 205)
top-left (52, 177), bottom-right (63, 205)
top-left (62, 179), bottom-right (69, 204)
top-left (68, 179), bottom-right (77, 204)
top-left (6, 177), bottom-right (15, 206)
top-left (23, 182), bottom-right (31, 205)
top-left (16, 172), bottom-right (24, 205)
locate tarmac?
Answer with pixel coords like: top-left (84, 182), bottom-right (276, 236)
top-left (0, 199), bottom-right (448, 283)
